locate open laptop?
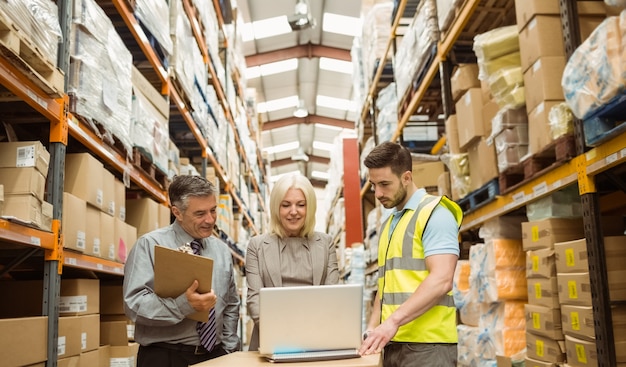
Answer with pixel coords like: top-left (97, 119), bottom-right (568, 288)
top-left (258, 283), bottom-right (363, 363)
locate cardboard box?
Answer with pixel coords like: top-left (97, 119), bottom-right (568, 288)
top-left (62, 192), bottom-right (87, 253)
top-left (522, 218), bottom-right (584, 251)
top-left (114, 218), bottom-right (127, 263)
top-left (524, 357), bottom-right (559, 367)
top-left (101, 315), bottom-right (135, 341)
top-left (100, 212), bottom-right (115, 260)
top-left (515, 0), bottom-right (607, 31)
top-left (60, 278), bottom-right (100, 316)
top-left (59, 316), bottom-right (82, 358)
top-left (525, 332), bottom-right (566, 363)
top-left (131, 65), bottom-right (169, 118)
top-left (561, 304), bottom-right (595, 340)
top-left (98, 345), bottom-right (111, 367)
top-left (467, 137), bottom-right (498, 191)
top-left (558, 270), bottom-right (626, 306)
top-left (437, 172), bottom-right (451, 198)
top-left (158, 202), bottom-right (171, 228)
top-left (126, 197), bottom-right (160, 237)
top-left (100, 320), bottom-right (128, 346)
top-left (109, 342), bottom-right (139, 366)
top-left (57, 356), bottom-right (80, 367)
top-left (0, 316), bottom-right (48, 367)
top-left (65, 153), bottom-right (104, 209)
top-left (527, 101), bottom-right (566, 155)
top-left (527, 277), bottom-right (560, 308)
top-left (113, 178), bottom-right (126, 221)
top-left (496, 354), bottom-right (525, 367)
top-left (564, 335), bottom-right (597, 367)
top-left (523, 57), bottom-right (566, 113)
top-left (451, 64), bottom-right (480, 102)
top-left (85, 205), bottom-right (101, 257)
top-left (482, 99), bottom-right (500, 137)
top-left (456, 88), bottom-right (485, 150)
top-left (80, 314), bottom-right (100, 352)
top-left (525, 304), bottom-right (563, 340)
top-left (526, 248), bottom-right (556, 279)
top-left (555, 236), bottom-right (626, 274)
top-left (445, 114), bottom-right (462, 154)
top-left (0, 167), bottom-right (46, 201)
top-left (3, 194), bottom-right (43, 228)
top-left (412, 161), bottom-right (446, 189)
top-left (102, 169), bottom-right (115, 217)
top-left (0, 140), bottom-right (50, 176)
top-left (100, 284), bottom-right (124, 315)
top-left (78, 348), bottom-right (99, 367)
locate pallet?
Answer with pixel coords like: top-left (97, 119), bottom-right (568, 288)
top-left (498, 134), bottom-right (577, 193)
top-left (397, 42), bottom-right (438, 117)
top-left (0, 9), bottom-right (64, 97)
top-left (132, 147), bottom-right (169, 191)
top-left (583, 92), bottom-right (626, 147)
top-left (456, 178), bottom-right (499, 213)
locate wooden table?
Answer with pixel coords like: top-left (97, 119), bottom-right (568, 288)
top-left (191, 352), bottom-right (382, 367)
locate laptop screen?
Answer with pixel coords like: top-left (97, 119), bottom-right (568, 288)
top-left (258, 283), bottom-right (364, 356)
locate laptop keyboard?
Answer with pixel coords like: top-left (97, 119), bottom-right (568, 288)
top-left (268, 349), bottom-right (360, 363)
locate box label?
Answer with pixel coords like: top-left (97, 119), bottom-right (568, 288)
top-left (82, 332), bottom-right (87, 350)
top-left (96, 190), bottom-right (103, 206)
top-left (568, 280), bottom-right (579, 299)
top-left (77, 231), bottom-right (86, 250)
top-left (532, 255), bottom-right (539, 271)
top-left (536, 339), bottom-right (544, 357)
top-left (571, 311), bottom-right (580, 331)
top-left (111, 357), bottom-right (134, 367)
top-left (565, 248), bottom-right (575, 267)
top-left (532, 312), bottom-right (541, 330)
top-left (16, 145), bottom-right (36, 167)
top-left (57, 335), bottom-right (66, 356)
top-left (59, 295), bottom-right (87, 313)
top-left (93, 238), bottom-right (101, 256)
top-left (535, 283), bottom-right (542, 299)
top-left (532, 226), bottom-right (539, 242)
top-left (576, 344), bottom-right (587, 363)
top-left (127, 324), bottom-right (135, 339)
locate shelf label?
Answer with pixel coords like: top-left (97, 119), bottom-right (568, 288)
top-left (552, 179), bottom-right (562, 189)
top-left (66, 257), bottom-right (77, 266)
top-left (621, 148), bottom-right (626, 158)
top-left (96, 263), bottom-right (104, 271)
top-left (512, 192), bottom-right (525, 204)
top-left (114, 267), bottom-right (123, 274)
top-left (533, 182), bottom-right (548, 196)
top-left (606, 153), bottom-right (618, 165)
top-left (25, 89), bottom-right (48, 110)
top-left (30, 236), bottom-right (41, 246)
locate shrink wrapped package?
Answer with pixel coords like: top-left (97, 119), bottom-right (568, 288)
top-left (131, 88), bottom-right (169, 173)
top-left (473, 25), bottom-right (520, 62)
top-left (484, 268), bottom-right (528, 302)
top-left (526, 185), bottom-right (582, 221)
top-left (480, 301), bottom-right (526, 331)
top-left (485, 239), bottom-right (525, 269)
top-left (605, 0), bottom-right (626, 7)
top-left (69, 0), bottom-right (133, 155)
top-left (440, 153), bottom-right (470, 200)
top-left (562, 13), bottom-right (626, 119)
top-left (0, 0), bottom-right (62, 63)
top-left (454, 260), bottom-right (480, 326)
top-left (477, 327), bottom-right (526, 360)
top-left (436, 0), bottom-right (463, 34)
top-left (479, 216), bottom-right (526, 240)
top-left (548, 102), bottom-right (575, 139)
top-left (134, 0), bottom-right (172, 56)
top-left (457, 324), bottom-right (481, 367)
top-left (361, 2), bottom-right (393, 93)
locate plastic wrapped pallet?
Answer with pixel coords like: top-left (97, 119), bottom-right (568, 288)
top-left (476, 326), bottom-right (526, 361)
top-left (436, 0), bottom-right (463, 35)
top-left (131, 87), bottom-right (169, 173)
top-left (360, 2), bottom-right (393, 92)
top-left (134, 0), bottom-right (172, 56)
top-left (375, 83), bottom-right (398, 143)
top-left (0, 0), bottom-right (62, 63)
top-left (69, 0), bottom-right (133, 154)
top-left (473, 25), bottom-right (520, 63)
top-left (477, 301), bottom-right (527, 359)
top-left (485, 239), bottom-right (525, 269)
top-left (454, 260), bottom-right (480, 326)
top-left (562, 12), bottom-right (626, 119)
top-left (457, 324), bottom-right (481, 367)
top-left (526, 185), bottom-right (582, 221)
top-left (605, 0), bottom-right (626, 7)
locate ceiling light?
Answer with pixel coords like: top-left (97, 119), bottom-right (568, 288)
top-left (292, 147), bottom-right (310, 162)
top-left (288, 0), bottom-right (316, 31)
top-left (249, 16), bottom-right (292, 39)
top-left (319, 57), bottom-right (353, 74)
top-left (322, 13), bottom-right (362, 37)
top-left (293, 99), bottom-right (309, 118)
top-left (316, 95), bottom-right (356, 112)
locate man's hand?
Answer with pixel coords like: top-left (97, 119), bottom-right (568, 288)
top-left (185, 280), bottom-right (217, 312)
top-left (359, 321), bottom-right (398, 355)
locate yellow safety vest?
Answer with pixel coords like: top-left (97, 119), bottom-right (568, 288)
top-left (377, 194), bottom-right (463, 343)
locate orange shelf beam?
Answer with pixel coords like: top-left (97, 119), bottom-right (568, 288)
top-left (170, 84), bottom-right (209, 158)
top-left (183, 0), bottom-right (210, 64)
top-left (63, 251), bottom-right (124, 276)
top-left (0, 219), bottom-right (56, 250)
top-left (67, 115), bottom-right (168, 203)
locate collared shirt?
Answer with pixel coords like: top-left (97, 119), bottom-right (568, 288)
top-left (123, 221), bottom-right (240, 351)
top-left (279, 236), bottom-right (313, 286)
top-left (388, 189), bottom-right (460, 257)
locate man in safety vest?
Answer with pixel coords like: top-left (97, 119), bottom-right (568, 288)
top-left (359, 142), bottom-right (463, 367)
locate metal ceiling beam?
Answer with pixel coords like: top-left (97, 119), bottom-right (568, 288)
top-left (245, 43), bottom-right (351, 67)
top-left (262, 114), bottom-right (354, 131)
top-left (271, 155), bottom-right (331, 167)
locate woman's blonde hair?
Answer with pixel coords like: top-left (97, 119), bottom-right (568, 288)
top-left (269, 173), bottom-right (317, 238)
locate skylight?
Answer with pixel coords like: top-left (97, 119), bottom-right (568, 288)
top-left (316, 95), bottom-right (356, 112)
top-left (311, 170), bottom-right (330, 180)
top-left (245, 58), bottom-right (298, 80)
top-left (245, 16), bottom-right (292, 40)
top-left (319, 57), bottom-right (353, 74)
top-left (312, 140), bottom-right (335, 152)
top-left (262, 141), bottom-right (300, 155)
top-left (322, 13), bottom-right (362, 37)
top-left (257, 95), bottom-right (299, 113)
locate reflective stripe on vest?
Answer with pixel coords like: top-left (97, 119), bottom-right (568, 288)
top-left (377, 194), bottom-right (462, 343)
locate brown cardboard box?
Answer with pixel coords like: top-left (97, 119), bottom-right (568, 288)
top-left (78, 349), bottom-right (99, 367)
top-left (527, 101), bottom-right (565, 155)
top-left (85, 205), bottom-right (101, 257)
top-left (525, 332), bottom-right (566, 363)
top-left (564, 335), bottom-right (597, 367)
top-left (102, 169), bottom-right (115, 217)
top-left (60, 278), bottom-right (100, 316)
top-left (437, 172), bottom-right (451, 198)
top-left (524, 357), bottom-right (559, 367)
top-left (445, 114), bottom-right (462, 154)
top-left (100, 320), bottom-right (128, 346)
top-left (412, 161), bottom-right (446, 189)
top-left (59, 316), bottom-right (82, 358)
top-left (126, 222), bottom-right (137, 256)
top-left (0, 316), bottom-right (48, 367)
top-left (113, 178), bottom-right (126, 221)
top-left (456, 88), bottom-right (485, 150)
top-left (555, 236), bottom-right (626, 274)
top-left (527, 277), bottom-right (560, 308)
top-left (526, 248), bottom-right (556, 279)
top-left (482, 99), bottom-right (500, 137)
top-left (557, 270), bottom-right (626, 306)
top-left (57, 356), bottom-right (80, 367)
top-left (525, 304), bottom-right (563, 340)
top-left (100, 212), bottom-right (115, 260)
top-left (80, 314), bottom-right (100, 352)
top-left (109, 342), bottom-right (139, 366)
top-left (515, 0), bottom-right (607, 31)
top-left (65, 153), bottom-right (104, 209)
top-left (131, 65), bottom-right (169, 118)
top-left (101, 315), bottom-right (135, 341)
top-left (158, 202), bottom-right (171, 228)
top-left (100, 284), bottom-right (124, 315)
top-left (523, 57), bottom-right (566, 114)
top-left (0, 167), bottom-right (46, 200)
top-left (3, 194), bottom-right (45, 229)
top-left (62, 192), bottom-right (87, 253)
top-left (126, 197), bottom-right (160, 237)
top-left (98, 345), bottom-right (111, 367)
top-left (521, 218), bottom-right (584, 251)
top-left (467, 137), bottom-right (498, 191)
top-left (114, 218), bottom-right (127, 263)
top-left (561, 304), bottom-right (595, 340)
top-left (0, 140), bottom-right (50, 176)
top-left (451, 64), bottom-right (480, 102)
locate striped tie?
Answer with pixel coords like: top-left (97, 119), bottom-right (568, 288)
top-left (190, 240), bottom-right (218, 351)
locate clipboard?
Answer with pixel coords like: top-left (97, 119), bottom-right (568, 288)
top-left (154, 245), bottom-right (214, 322)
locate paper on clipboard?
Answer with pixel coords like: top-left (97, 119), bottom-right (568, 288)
top-left (154, 245), bottom-right (214, 322)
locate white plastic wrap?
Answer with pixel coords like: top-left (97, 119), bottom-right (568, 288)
top-left (605, 0), bottom-right (626, 7)
top-left (131, 87), bottom-right (169, 173)
top-left (70, 0), bottom-right (133, 155)
top-left (562, 12), bottom-right (626, 119)
top-left (134, 0), bottom-right (172, 56)
top-left (441, 153), bottom-right (470, 199)
top-left (457, 324), bottom-right (481, 367)
top-left (361, 2), bottom-right (393, 93)
top-left (478, 216), bottom-right (525, 240)
top-left (436, 0), bottom-right (463, 34)
top-left (454, 260), bottom-right (481, 326)
top-left (0, 0), bottom-right (62, 63)
top-left (548, 102), bottom-right (575, 139)
top-left (526, 184), bottom-right (582, 221)
top-left (376, 83), bottom-right (399, 143)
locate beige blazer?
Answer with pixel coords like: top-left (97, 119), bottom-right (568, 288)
top-left (245, 232), bottom-right (340, 351)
